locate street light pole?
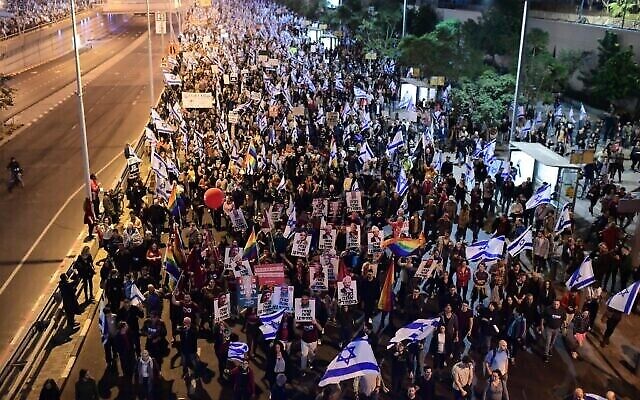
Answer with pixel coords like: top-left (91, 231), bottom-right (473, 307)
top-left (146, 0), bottom-right (155, 105)
top-left (402, 0), bottom-right (408, 37)
top-left (69, 0), bottom-right (92, 201)
top-left (509, 0), bottom-right (529, 143)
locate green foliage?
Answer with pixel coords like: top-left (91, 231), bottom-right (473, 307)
top-left (0, 74), bottom-right (15, 112)
top-left (407, 5), bottom-right (439, 36)
top-left (604, 0), bottom-right (639, 18)
top-left (583, 31), bottom-right (640, 103)
top-left (463, 0), bottom-right (522, 59)
top-left (522, 28), bottom-right (582, 104)
top-left (452, 70), bottom-right (515, 128)
top-left (275, 0), bottom-right (324, 19)
top-left (355, 8), bottom-right (402, 59)
top-left (398, 20), bottom-right (486, 81)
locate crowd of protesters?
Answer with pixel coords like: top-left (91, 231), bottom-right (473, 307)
top-left (50, 0), bottom-right (640, 399)
top-left (0, 0), bottom-right (90, 39)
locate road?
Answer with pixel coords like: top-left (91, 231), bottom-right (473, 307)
top-left (0, 15), bottom-right (165, 367)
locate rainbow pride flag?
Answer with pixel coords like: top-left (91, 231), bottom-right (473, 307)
top-left (378, 261), bottom-right (394, 312)
top-left (243, 227), bottom-right (258, 261)
top-left (167, 183), bottom-right (179, 215)
top-left (245, 142), bottom-right (258, 174)
top-left (163, 244), bottom-right (181, 291)
top-left (381, 234), bottom-right (425, 257)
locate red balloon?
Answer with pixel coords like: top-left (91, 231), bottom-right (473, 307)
top-left (204, 188), bottom-right (224, 209)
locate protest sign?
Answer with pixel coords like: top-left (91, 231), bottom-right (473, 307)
top-left (214, 293), bottom-right (231, 322)
top-left (291, 232), bottom-right (311, 257)
top-left (337, 276), bottom-right (358, 305)
top-left (254, 263), bottom-right (285, 286)
top-left (294, 298), bottom-right (316, 323)
top-left (309, 262), bottom-right (328, 292)
top-left (345, 191), bottom-right (363, 213)
top-left (237, 276), bottom-right (258, 308)
top-left (346, 224), bottom-right (361, 250)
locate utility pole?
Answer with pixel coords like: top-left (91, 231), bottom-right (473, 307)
top-left (509, 0), bottom-right (529, 143)
top-left (402, 0), bottom-right (408, 37)
top-left (69, 0), bottom-right (92, 201)
top-left (146, 0), bottom-right (155, 105)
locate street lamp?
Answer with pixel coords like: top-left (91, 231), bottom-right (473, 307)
top-left (509, 0), bottom-right (529, 143)
top-left (402, 0), bottom-right (408, 37)
top-left (69, 0), bottom-right (92, 201)
top-left (146, 0), bottom-right (155, 105)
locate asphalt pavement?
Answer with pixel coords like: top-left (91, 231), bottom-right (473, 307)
top-left (0, 15), bottom-right (165, 368)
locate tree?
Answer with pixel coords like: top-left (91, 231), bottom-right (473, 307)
top-left (407, 5), bottom-right (439, 36)
top-left (356, 8), bottom-right (402, 59)
top-left (521, 28), bottom-right (582, 105)
top-left (603, 0), bottom-right (639, 18)
top-left (399, 20), bottom-right (486, 81)
top-left (452, 70), bottom-right (515, 128)
top-left (582, 31), bottom-right (640, 104)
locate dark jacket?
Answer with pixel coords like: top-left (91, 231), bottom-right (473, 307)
top-left (75, 378), bottom-right (99, 400)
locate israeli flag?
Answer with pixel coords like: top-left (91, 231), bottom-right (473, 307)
top-left (466, 239), bottom-right (489, 262)
top-left (129, 283), bottom-right (146, 306)
top-left (517, 105), bottom-right (525, 119)
top-left (352, 180), bottom-right (360, 192)
top-left (97, 295), bottom-right (109, 345)
top-left (318, 336), bottom-right (380, 387)
top-left (579, 103), bottom-right (587, 121)
top-left (554, 104), bottom-right (564, 117)
top-left (276, 175), bottom-right (286, 191)
top-left (227, 342), bottom-right (249, 362)
top-left (554, 203), bottom-right (572, 234)
top-left (259, 308), bottom-right (285, 341)
top-left (386, 130), bottom-right (404, 156)
top-left (482, 140), bottom-right (496, 164)
top-left (283, 206), bottom-right (297, 239)
top-left (464, 161), bottom-right (475, 187)
top-left (487, 158), bottom-right (503, 177)
top-left (341, 102), bottom-right (352, 121)
top-left (396, 168), bottom-right (410, 197)
top-left (388, 318), bottom-right (440, 348)
top-left (358, 141), bottom-right (375, 164)
top-left (525, 183), bottom-right (552, 210)
top-left (534, 111), bottom-right (543, 128)
top-left (521, 120), bottom-right (532, 137)
top-left (568, 107), bottom-right (576, 123)
top-left (397, 94), bottom-right (413, 109)
top-left (170, 102), bottom-right (183, 122)
top-left (151, 149), bottom-right (169, 180)
top-left (585, 395), bottom-right (606, 400)
top-left (150, 108), bottom-right (163, 123)
top-left (145, 127), bottom-right (158, 146)
top-left (507, 226), bottom-right (533, 257)
top-left (154, 119), bottom-right (175, 136)
top-left (335, 77), bottom-right (345, 92)
top-left (163, 72), bottom-right (182, 86)
top-left (484, 235), bottom-right (506, 260)
top-left (566, 256), bottom-right (596, 290)
top-left (473, 139), bottom-right (483, 158)
top-left (431, 150), bottom-right (443, 171)
top-left (354, 86), bottom-right (369, 100)
top-left (258, 114), bottom-right (268, 132)
top-left (607, 281), bottom-right (640, 315)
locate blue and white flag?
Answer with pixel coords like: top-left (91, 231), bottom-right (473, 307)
top-left (388, 318), bottom-right (440, 348)
top-left (163, 72), bottom-right (182, 86)
top-left (397, 94), bottom-right (414, 110)
top-left (396, 168), bottom-right (410, 197)
top-left (335, 77), bottom-right (345, 92)
top-left (259, 308), bottom-right (285, 341)
top-left (354, 86), bottom-right (369, 100)
top-left (554, 104), bottom-right (564, 117)
top-left (276, 175), bottom-right (286, 191)
top-left (464, 161), bottom-right (475, 187)
top-left (258, 114), bottom-right (268, 132)
top-left (521, 120), bottom-right (532, 137)
top-left (517, 105), bottom-right (525, 119)
top-left (466, 239), bottom-right (489, 262)
top-left (386, 130), bottom-right (404, 156)
top-left (554, 203), bottom-right (572, 234)
top-left (431, 150), bottom-right (443, 172)
top-left (579, 103), bottom-right (587, 121)
top-left (585, 395), bottom-right (606, 400)
top-left (283, 206), bottom-right (297, 239)
top-left (97, 295), bottom-right (109, 345)
top-left (566, 256), bottom-right (596, 290)
top-left (145, 127), bottom-right (158, 146)
top-left (154, 119), bottom-right (175, 136)
top-left (227, 342), bottom-right (249, 362)
top-left (607, 281), bottom-right (640, 315)
top-left (568, 107), bottom-right (576, 123)
top-left (507, 226), bottom-right (533, 257)
top-left (484, 235), bottom-right (506, 260)
top-left (482, 140), bottom-right (496, 164)
top-left (534, 111), bottom-right (543, 128)
top-left (171, 102), bottom-right (183, 122)
top-left (525, 183), bottom-right (552, 210)
top-left (487, 158), bottom-right (503, 177)
top-left (318, 336), bottom-right (380, 387)
top-left (359, 141), bottom-right (375, 164)
top-left (129, 283), bottom-right (146, 306)
top-left (151, 149), bottom-right (169, 180)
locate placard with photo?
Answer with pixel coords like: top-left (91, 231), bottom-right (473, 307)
top-left (214, 293), bottom-right (231, 322)
top-left (337, 276), bottom-right (359, 306)
top-left (294, 298), bottom-right (316, 323)
top-left (345, 191), bottom-right (363, 213)
top-left (309, 262), bottom-right (329, 292)
top-left (346, 224), bottom-right (361, 250)
top-left (291, 232), bottom-right (312, 257)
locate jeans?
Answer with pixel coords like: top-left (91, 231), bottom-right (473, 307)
top-left (181, 352), bottom-right (199, 377)
top-left (544, 327), bottom-right (561, 356)
top-left (81, 277), bottom-right (94, 302)
top-left (300, 340), bottom-right (317, 370)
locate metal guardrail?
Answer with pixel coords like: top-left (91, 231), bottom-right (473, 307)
top-left (0, 128), bottom-right (148, 399)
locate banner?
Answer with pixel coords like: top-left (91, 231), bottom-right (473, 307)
top-left (312, 198), bottom-right (328, 217)
top-left (309, 262), bottom-right (329, 292)
top-left (237, 276), bottom-right (258, 308)
top-left (337, 276), bottom-right (359, 305)
top-left (291, 232), bottom-right (312, 257)
top-left (182, 92), bottom-right (214, 108)
top-left (214, 293), bottom-right (231, 322)
top-left (346, 224), bottom-right (361, 250)
top-left (294, 298), bottom-right (316, 323)
top-left (345, 191), bottom-right (363, 213)
top-left (254, 263), bottom-right (285, 286)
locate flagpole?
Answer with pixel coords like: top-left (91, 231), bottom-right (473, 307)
top-left (509, 0), bottom-right (529, 144)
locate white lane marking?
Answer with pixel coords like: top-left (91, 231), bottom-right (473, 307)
top-left (0, 150), bottom-right (124, 297)
top-left (61, 356), bottom-right (76, 378)
top-left (9, 326), bottom-right (25, 345)
top-left (32, 294), bottom-right (45, 311)
top-left (80, 318), bottom-right (92, 336)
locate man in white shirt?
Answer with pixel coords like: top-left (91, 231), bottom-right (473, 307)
top-left (451, 355), bottom-right (474, 400)
top-left (484, 339), bottom-right (509, 381)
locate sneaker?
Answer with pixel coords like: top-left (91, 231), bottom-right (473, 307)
top-left (317, 339), bottom-right (322, 345)
top-left (544, 355), bottom-right (550, 363)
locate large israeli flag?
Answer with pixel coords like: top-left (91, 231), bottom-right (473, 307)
top-left (466, 239), bottom-right (489, 262)
top-left (151, 149), bottom-right (169, 180)
top-left (396, 168), bottom-right (410, 197)
top-left (386, 130), bottom-right (404, 156)
top-left (227, 342), bottom-right (249, 362)
top-left (283, 206), bottom-right (297, 239)
top-left (431, 150), bottom-right (443, 172)
top-left (554, 203), bottom-right (572, 234)
top-left (482, 140), bottom-right (496, 164)
top-left (388, 318), bottom-right (440, 348)
top-left (566, 256), bottom-right (596, 290)
top-left (484, 236), bottom-right (505, 260)
top-left (318, 336), bottom-right (380, 387)
top-left (607, 281), bottom-right (640, 315)
top-left (525, 183), bottom-right (552, 210)
top-left (507, 226), bottom-right (533, 257)
top-left (358, 141), bottom-right (375, 164)
top-left (259, 308), bottom-right (285, 341)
